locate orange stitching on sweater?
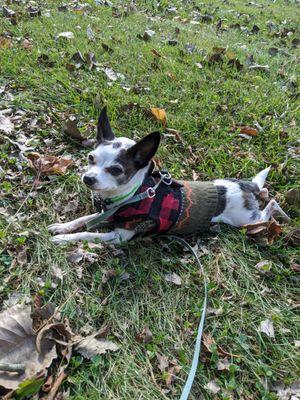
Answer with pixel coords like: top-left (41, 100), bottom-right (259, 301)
top-left (176, 182), bottom-right (193, 230)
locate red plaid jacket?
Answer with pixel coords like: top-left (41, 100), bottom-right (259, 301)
top-left (95, 173), bottom-right (183, 237)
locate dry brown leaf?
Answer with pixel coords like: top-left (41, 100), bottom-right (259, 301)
top-left (36, 323), bottom-right (72, 354)
top-left (285, 228), bottom-right (300, 247)
top-left (291, 263), bottom-right (300, 272)
top-left (135, 326), bottom-right (153, 344)
top-left (237, 126), bottom-right (258, 136)
top-left (244, 218), bottom-right (282, 244)
top-left (203, 333), bottom-right (240, 358)
top-left (75, 332), bottom-right (119, 359)
top-left (165, 362), bottom-right (181, 387)
top-left (0, 304), bottom-right (57, 390)
top-left (27, 153), bottom-right (73, 175)
top-left (102, 269), bottom-right (118, 284)
top-left (150, 108), bottom-right (167, 127)
top-left (63, 120), bottom-right (84, 141)
top-left (22, 38), bottom-right (33, 51)
top-left (151, 48), bottom-right (162, 57)
top-left (0, 36), bottom-right (12, 49)
top-left (157, 354), bottom-right (169, 372)
top-left (286, 188), bottom-right (300, 207)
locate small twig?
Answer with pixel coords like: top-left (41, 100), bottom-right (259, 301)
top-left (0, 363), bottom-right (25, 373)
top-left (45, 370), bottom-right (67, 400)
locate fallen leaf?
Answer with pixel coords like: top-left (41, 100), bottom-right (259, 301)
top-left (150, 108), bottom-right (167, 127)
top-left (22, 38), bottom-right (33, 51)
top-left (69, 51), bottom-right (86, 69)
top-left (269, 47), bottom-right (279, 56)
top-left (157, 354), bottom-right (169, 372)
top-left (56, 32), bottom-right (74, 40)
top-left (205, 380), bottom-right (221, 394)
top-left (75, 331), bottom-right (118, 359)
top-left (165, 128), bottom-right (182, 142)
top-left (135, 326), bottom-right (153, 344)
top-left (38, 54), bottom-right (55, 67)
top-left (14, 376), bottom-right (45, 399)
top-left (86, 25), bottom-right (95, 41)
top-left (27, 6), bottom-right (41, 17)
top-left (27, 153), bottom-right (73, 175)
top-left (260, 319), bottom-right (275, 338)
top-left (102, 67), bottom-right (125, 81)
top-left (138, 30), bottom-right (155, 41)
top-left (51, 266), bottom-right (65, 282)
top-left (102, 269), bottom-right (117, 283)
top-left (165, 360), bottom-right (181, 387)
top-left (102, 43), bottom-right (114, 53)
top-left (164, 272), bottom-right (181, 286)
top-left (16, 246), bottom-right (27, 266)
top-left (294, 340), bottom-right (300, 347)
top-left (0, 304), bottom-right (57, 390)
top-left (216, 358), bottom-right (231, 371)
top-left (245, 218), bottom-right (282, 244)
top-left (291, 263), bottom-right (300, 272)
top-left (63, 120), bottom-right (84, 141)
top-left (286, 188), bottom-right (300, 207)
top-left (151, 48), bottom-right (162, 57)
top-left (254, 260), bottom-right (272, 274)
top-left (0, 115), bottom-right (14, 133)
top-left (227, 58), bottom-right (243, 70)
top-left (285, 228), bottom-right (300, 247)
top-left (203, 333), bottom-right (240, 357)
top-left (237, 126), bottom-right (258, 136)
top-left (0, 36), bottom-right (12, 49)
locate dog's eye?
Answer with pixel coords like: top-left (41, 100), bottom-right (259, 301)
top-left (88, 154), bottom-right (95, 164)
top-left (107, 165), bottom-right (123, 176)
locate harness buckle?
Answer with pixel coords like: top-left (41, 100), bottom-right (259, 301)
top-left (146, 187), bottom-right (156, 198)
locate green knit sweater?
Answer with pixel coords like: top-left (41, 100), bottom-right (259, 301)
top-left (170, 181), bottom-right (219, 235)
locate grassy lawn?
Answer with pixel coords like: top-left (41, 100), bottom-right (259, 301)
top-left (0, 0), bottom-right (299, 399)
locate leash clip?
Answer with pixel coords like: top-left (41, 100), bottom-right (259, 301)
top-left (160, 171), bottom-right (172, 185)
top-left (146, 187), bottom-right (156, 198)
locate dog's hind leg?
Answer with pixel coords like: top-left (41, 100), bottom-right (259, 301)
top-left (260, 199), bottom-right (290, 222)
top-left (48, 213), bottom-right (99, 234)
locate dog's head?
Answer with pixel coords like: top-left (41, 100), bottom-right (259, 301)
top-left (82, 107), bottom-right (160, 193)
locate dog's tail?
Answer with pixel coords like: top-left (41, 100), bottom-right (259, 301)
top-left (252, 166), bottom-right (271, 190)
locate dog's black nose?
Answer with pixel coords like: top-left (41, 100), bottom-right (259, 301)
top-left (83, 175), bottom-right (97, 186)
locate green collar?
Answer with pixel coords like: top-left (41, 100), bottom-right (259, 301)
top-left (104, 182), bottom-right (141, 206)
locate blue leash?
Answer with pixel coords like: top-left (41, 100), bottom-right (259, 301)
top-left (86, 172), bottom-right (208, 398)
top-left (163, 235), bottom-right (208, 400)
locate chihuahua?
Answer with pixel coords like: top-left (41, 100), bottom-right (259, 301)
top-left (49, 107), bottom-right (290, 244)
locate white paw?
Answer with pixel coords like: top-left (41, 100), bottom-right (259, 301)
top-left (51, 234), bottom-right (71, 244)
top-left (48, 223), bottom-right (70, 234)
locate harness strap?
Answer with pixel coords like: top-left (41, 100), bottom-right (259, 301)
top-left (162, 235), bottom-right (208, 400)
top-left (86, 172), bottom-right (171, 231)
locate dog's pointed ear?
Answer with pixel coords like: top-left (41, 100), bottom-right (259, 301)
top-left (97, 106), bottom-right (115, 143)
top-left (127, 131), bottom-right (160, 169)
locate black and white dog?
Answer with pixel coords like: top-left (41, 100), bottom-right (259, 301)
top-left (48, 108), bottom-right (290, 244)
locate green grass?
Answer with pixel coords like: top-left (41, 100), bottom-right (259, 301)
top-left (0, 0), bottom-right (299, 399)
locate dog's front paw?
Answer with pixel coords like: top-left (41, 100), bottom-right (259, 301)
top-left (51, 234), bottom-right (72, 245)
top-left (48, 223), bottom-right (70, 234)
